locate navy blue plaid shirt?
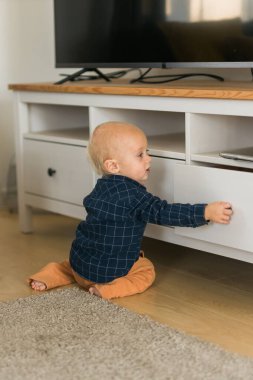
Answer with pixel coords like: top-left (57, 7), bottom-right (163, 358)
top-left (69, 175), bottom-right (207, 283)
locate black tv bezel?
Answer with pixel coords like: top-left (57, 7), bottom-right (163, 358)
top-left (55, 61), bottom-right (253, 69)
top-left (55, 58), bottom-right (253, 69)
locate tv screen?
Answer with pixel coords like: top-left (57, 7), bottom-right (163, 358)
top-left (54, 0), bottom-right (253, 69)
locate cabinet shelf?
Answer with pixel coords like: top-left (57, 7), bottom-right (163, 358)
top-left (24, 127), bottom-right (89, 146)
top-left (191, 152), bottom-right (253, 170)
top-left (148, 132), bottom-right (185, 159)
top-left (24, 129), bottom-right (185, 159)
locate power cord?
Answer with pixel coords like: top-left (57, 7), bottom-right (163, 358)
top-left (130, 70), bottom-right (224, 84)
top-left (58, 68), bottom-right (143, 82)
top-left (57, 67), bottom-right (224, 84)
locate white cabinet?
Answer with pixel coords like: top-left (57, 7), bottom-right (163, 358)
top-left (10, 82), bottom-right (253, 264)
top-left (24, 139), bottom-right (92, 206)
top-left (174, 164), bottom-right (253, 252)
top-left (147, 157), bottom-right (184, 202)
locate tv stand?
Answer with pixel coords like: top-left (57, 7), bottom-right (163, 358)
top-left (54, 68), bottom-right (111, 85)
top-left (8, 80), bottom-right (253, 265)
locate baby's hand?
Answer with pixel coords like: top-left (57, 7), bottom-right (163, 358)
top-left (204, 201), bottom-right (232, 224)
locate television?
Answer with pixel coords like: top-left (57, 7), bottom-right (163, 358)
top-left (54, 0), bottom-right (253, 80)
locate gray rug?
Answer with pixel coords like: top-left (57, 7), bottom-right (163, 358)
top-left (1, 288), bottom-right (253, 380)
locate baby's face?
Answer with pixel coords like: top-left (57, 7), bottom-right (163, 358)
top-left (115, 128), bottom-right (151, 184)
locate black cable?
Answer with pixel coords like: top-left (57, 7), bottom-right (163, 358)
top-left (58, 68), bottom-right (224, 84)
top-left (107, 68), bottom-right (143, 79)
top-left (130, 71), bottom-right (224, 84)
top-left (130, 68), bottom-right (152, 83)
top-left (58, 68), bottom-right (144, 82)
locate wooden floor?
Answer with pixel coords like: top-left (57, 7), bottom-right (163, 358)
top-left (1, 209), bottom-right (253, 358)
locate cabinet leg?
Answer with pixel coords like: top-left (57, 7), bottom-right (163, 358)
top-left (19, 204), bottom-right (33, 233)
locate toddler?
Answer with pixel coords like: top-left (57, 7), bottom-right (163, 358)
top-left (29, 121), bottom-right (232, 299)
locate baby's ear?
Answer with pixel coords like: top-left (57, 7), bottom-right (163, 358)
top-left (103, 159), bottom-right (120, 174)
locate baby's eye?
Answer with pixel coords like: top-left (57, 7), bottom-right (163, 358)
top-left (138, 149), bottom-right (149, 158)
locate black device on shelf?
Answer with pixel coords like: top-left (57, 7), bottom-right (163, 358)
top-left (54, 0), bottom-right (253, 84)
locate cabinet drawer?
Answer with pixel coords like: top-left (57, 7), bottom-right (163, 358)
top-left (24, 139), bottom-right (93, 205)
top-left (174, 164), bottom-right (253, 252)
top-left (147, 157), bottom-right (184, 202)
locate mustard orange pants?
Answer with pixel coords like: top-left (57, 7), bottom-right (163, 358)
top-left (28, 255), bottom-right (155, 300)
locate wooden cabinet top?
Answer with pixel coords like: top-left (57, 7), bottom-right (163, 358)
top-left (8, 79), bottom-right (253, 100)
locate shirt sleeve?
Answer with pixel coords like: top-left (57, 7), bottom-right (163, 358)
top-left (130, 189), bottom-right (208, 228)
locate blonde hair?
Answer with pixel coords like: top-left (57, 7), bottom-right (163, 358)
top-left (88, 128), bottom-right (107, 175)
top-left (88, 121), bottom-right (141, 175)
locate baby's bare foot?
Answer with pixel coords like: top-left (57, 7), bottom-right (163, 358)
top-left (30, 280), bottom-right (47, 291)
top-left (89, 286), bottom-right (102, 298)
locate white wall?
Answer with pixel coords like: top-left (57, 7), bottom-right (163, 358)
top-left (0, 0), bottom-right (18, 209)
top-left (0, 0), bottom-right (251, 209)
top-left (0, 0), bottom-right (71, 209)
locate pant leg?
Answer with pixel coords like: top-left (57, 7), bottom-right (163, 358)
top-left (94, 256), bottom-right (155, 300)
top-left (72, 270), bottom-right (94, 290)
top-left (28, 260), bottom-right (76, 290)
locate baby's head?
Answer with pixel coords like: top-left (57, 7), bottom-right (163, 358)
top-left (88, 121), bottom-right (151, 183)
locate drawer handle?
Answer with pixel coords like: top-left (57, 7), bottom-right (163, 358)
top-left (47, 168), bottom-right (56, 177)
